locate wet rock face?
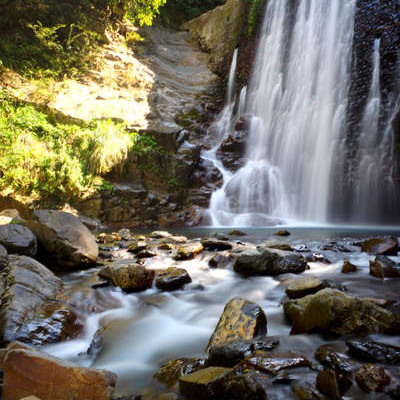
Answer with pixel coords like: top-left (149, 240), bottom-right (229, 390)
top-left (155, 267), bottom-right (192, 291)
top-left (173, 243), bottom-right (204, 260)
top-left (155, 357), bottom-right (207, 387)
top-left (285, 277), bottom-right (325, 299)
top-left (226, 371), bottom-right (269, 400)
top-left (346, 340), bottom-right (400, 365)
top-left (217, 128), bottom-right (248, 172)
top-left (233, 248), bottom-right (307, 276)
top-left (355, 364), bottom-right (391, 393)
top-left (0, 224), bottom-right (37, 257)
top-left (201, 238), bottom-right (233, 251)
top-left (28, 210), bottom-right (98, 269)
top-left (208, 338), bottom-right (279, 368)
top-left (315, 345), bottom-right (353, 377)
top-left (341, 260), bottom-right (358, 273)
top-left (2, 343), bottom-right (117, 400)
top-left (283, 288), bottom-right (400, 335)
top-left (206, 298), bottom-right (267, 351)
top-left (98, 263), bottom-right (154, 292)
top-left (0, 255), bottom-right (63, 345)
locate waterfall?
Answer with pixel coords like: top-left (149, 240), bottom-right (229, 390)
top-left (207, 0), bottom-right (357, 226)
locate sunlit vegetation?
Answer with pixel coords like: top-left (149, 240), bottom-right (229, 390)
top-left (0, 90), bottom-right (159, 200)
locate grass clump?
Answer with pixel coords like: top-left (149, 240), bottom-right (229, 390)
top-left (0, 89), bottom-right (141, 200)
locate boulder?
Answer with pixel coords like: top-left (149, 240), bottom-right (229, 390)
top-left (0, 224), bottom-right (37, 257)
top-left (273, 230), bottom-right (291, 237)
top-left (99, 263), bottom-right (154, 292)
top-left (206, 298), bottom-right (267, 351)
top-left (243, 351), bottom-right (310, 375)
top-left (28, 210), bottom-right (98, 269)
top-left (260, 240), bottom-right (292, 251)
top-left (179, 367), bottom-right (233, 400)
top-left (118, 229), bottom-right (133, 241)
top-left (155, 267), bottom-right (191, 291)
top-left (136, 249), bottom-right (157, 259)
top-left (305, 253), bottom-right (331, 264)
top-left (208, 338), bottom-right (279, 368)
top-left (155, 357), bottom-right (207, 387)
top-left (361, 237), bottom-right (398, 255)
top-left (174, 243), bottom-right (203, 260)
top-left (233, 248), bottom-right (307, 276)
top-left (127, 241), bottom-right (147, 254)
top-left (316, 369), bottom-right (342, 400)
top-left (285, 277), bottom-right (325, 299)
top-left (0, 255), bottom-right (71, 345)
top-left (369, 255), bottom-right (400, 279)
top-left (355, 364), bottom-right (391, 393)
top-left (201, 238), bottom-right (233, 251)
top-left (229, 230), bottom-right (246, 236)
top-left (292, 383), bottom-right (326, 400)
top-left (341, 260), bottom-right (358, 273)
top-left (346, 340), bottom-right (400, 365)
top-left (283, 289), bottom-right (400, 335)
top-left (150, 231), bottom-right (172, 239)
top-left (2, 344), bottom-right (117, 400)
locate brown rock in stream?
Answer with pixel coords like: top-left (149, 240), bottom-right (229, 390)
top-left (369, 255), bottom-right (400, 279)
top-left (206, 298), bottom-right (267, 351)
top-left (341, 260), bottom-right (358, 273)
top-left (286, 276), bottom-right (325, 299)
top-left (361, 237), bottom-right (398, 255)
top-left (355, 364), bottom-right (391, 392)
top-left (155, 267), bottom-right (191, 291)
top-left (179, 366), bottom-right (233, 400)
top-left (2, 343), bottom-right (117, 400)
top-left (173, 243), bottom-right (203, 260)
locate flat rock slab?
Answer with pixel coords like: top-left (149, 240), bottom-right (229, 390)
top-left (0, 224), bottom-right (37, 257)
top-left (243, 351), bottom-right (310, 375)
top-left (2, 344), bottom-right (117, 400)
top-left (206, 298), bottom-right (267, 351)
top-left (201, 238), bottom-right (233, 251)
top-left (174, 243), bottom-right (204, 260)
top-left (179, 366), bottom-right (233, 400)
top-left (286, 276), bottom-right (325, 299)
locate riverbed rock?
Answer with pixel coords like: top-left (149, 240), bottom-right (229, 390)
top-left (286, 277), bottom-right (325, 299)
top-left (0, 244), bottom-right (7, 270)
top-left (127, 241), bottom-right (147, 254)
top-left (305, 253), bottom-right (331, 264)
top-left (209, 252), bottom-right (232, 269)
top-left (229, 229), bottom-right (246, 236)
top-left (155, 267), bottom-right (191, 291)
top-left (150, 231), bottom-right (172, 239)
top-left (260, 240), bottom-right (293, 251)
top-left (233, 248), bottom-right (307, 276)
top-left (369, 255), bottom-right (400, 279)
top-left (0, 224), bottom-right (37, 257)
top-left (179, 366), bottom-right (233, 400)
top-left (201, 238), bottom-right (233, 251)
top-left (2, 344), bottom-right (117, 400)
top-left (226, 371), bottom-right (269, 400)
top-left (361, 237), bottom-right (398, 255)
top-left (315, 344), bottom-right (353, 376)
top-left (346, 340), bottom-right (400, 365)
top-left (292, 383), bottom-right (326, 400)
top-left (243, 351), bottom-right (311, 375)
top-left (173, 243), bottom-right (203, 260)
top-left (274, 230), bottom-right (291, 237)
top-left (208, 337), bottom-right (279, 368)
top-left (355, 364), bottom-right (391, 392)
top-left (206, 298), bottom-right (267, 351)
top-left (98, 263), bottom-right (154, 292)
top-left (136, 249), bottom-right (157, 259)
top-left (155, 357), bottom-right (207, 387)
top-left (0, 255), bottom-right (64, 345)
top-left (28, 210), bottom-right (98, 269)
top-left (341, 260), bottom-right (358, 273)
top-left (283, 288), bottom-right (400, 335)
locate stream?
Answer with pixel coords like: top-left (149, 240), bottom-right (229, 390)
top-left (44, 226), bottom-right (400, 399)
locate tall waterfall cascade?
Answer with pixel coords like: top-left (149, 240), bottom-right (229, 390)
top-left (206, 0), bottom-right (400, 226)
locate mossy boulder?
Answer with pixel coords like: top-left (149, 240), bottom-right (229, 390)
top-left (283, 288), bottom-right (400, 335)
top-left (179, 366), bottom-right (233, 400)
top-left (98, 263), bottom-right (154, 292)
top-left (155, 267), bottom-right (191, 291)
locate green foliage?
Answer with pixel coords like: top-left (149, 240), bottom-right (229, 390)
top-left (0, 90), bottom-right (142, 199)
top-left (248, 0), bottom-right (265, 35)
top-left (124, 0), bottom-right (167, 26)
top-left (159, 0), bottom-right (224, 26)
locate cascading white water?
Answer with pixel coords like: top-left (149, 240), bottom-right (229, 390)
top-left (208, 0), bottom-right (357, 226)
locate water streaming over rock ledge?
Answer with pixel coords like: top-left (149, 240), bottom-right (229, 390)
top-left (207, 0), bottom-right (400, 226)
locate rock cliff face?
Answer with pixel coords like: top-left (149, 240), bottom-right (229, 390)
top-left (182, 0), bottom-right (251, 76)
